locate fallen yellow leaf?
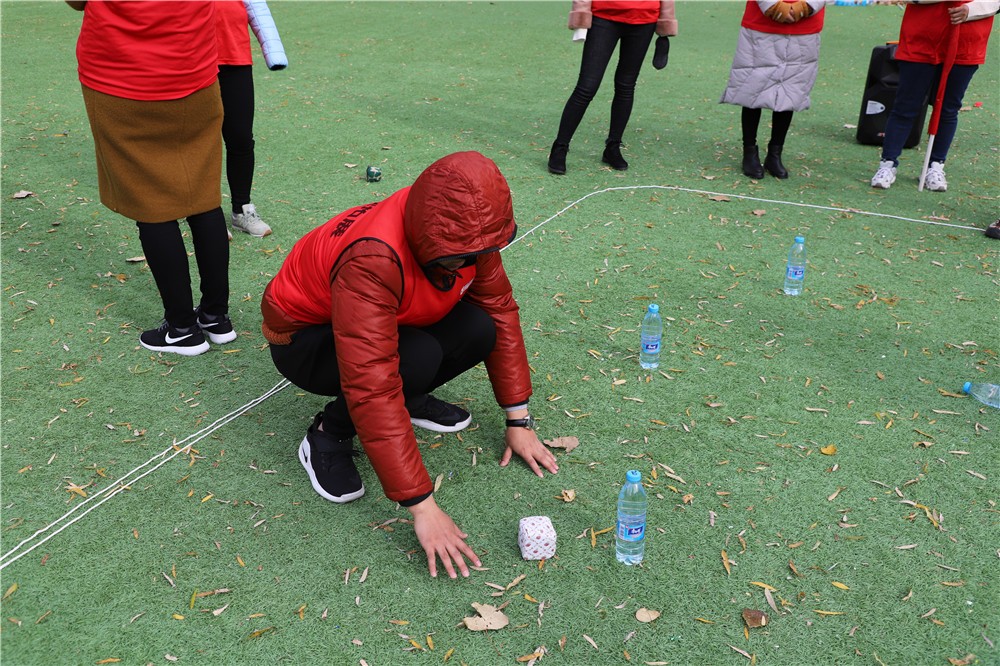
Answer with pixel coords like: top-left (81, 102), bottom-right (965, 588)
top-left (820, 444), bottom-right (837, 455)
top-left (248, 626), bottom-right (275, 639)
top-left (831, 582), bottom-right (850, 591)
top-left (721, 549), bottom-right (731, 576)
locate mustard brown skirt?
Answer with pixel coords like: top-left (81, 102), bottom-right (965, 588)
top-left (81, 82), bottom-right (223, 223)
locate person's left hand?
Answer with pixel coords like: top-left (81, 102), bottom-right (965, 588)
top-left (787, 0), bottom-right (813, 22)
top-left (500, 427), bottom-right (559, 477)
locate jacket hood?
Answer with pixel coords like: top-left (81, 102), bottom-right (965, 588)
top-left (404, 151), bottom-right (516, 268)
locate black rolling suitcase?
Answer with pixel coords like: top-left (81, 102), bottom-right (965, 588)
top-left (856, 43), bottom-right (926, 148)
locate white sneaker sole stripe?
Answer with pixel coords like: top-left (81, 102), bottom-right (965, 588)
top-left (140, 340), bottom-right (210, 356)
top-left (409, 413), bottom-right (473, 433)
top-left (203, 329), bottom-right (238, 344)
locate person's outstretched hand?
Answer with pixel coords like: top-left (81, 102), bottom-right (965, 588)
top-left (500, 426), bottom-right (559, 477)
top-left (409, 495), bottom-right (481, 579)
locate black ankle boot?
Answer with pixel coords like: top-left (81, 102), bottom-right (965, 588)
top-left (742, 144), bottom-right (764, 179)
top-left (602, 141), bottom-right (628, 171)
top-left (548, 141), bottom-right (568, 175)
top-left (764, 143), bottom-right (788, 179)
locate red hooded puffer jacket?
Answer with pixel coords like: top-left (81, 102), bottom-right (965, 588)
top-left (262, 152), bottom-right (532, 502)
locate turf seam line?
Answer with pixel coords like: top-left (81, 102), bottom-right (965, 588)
top-left (0, 379), bottom-right (291, 571)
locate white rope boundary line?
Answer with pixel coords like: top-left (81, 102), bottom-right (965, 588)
top-left (0, 379), bottom-right (291, 571)
top-left (1, 183), bottom-right (978, 570)
top-left (508, 184), bottom-right (980, 248)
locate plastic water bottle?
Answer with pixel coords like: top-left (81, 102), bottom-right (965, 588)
top-left (783, 236), bottom-right (806, 295)
top-left (639, 304), bottom-right (663, 369)
top-left (963, 382), bottom-right (1000, 409)
top-left (616, 470), bottom-right (647, 565)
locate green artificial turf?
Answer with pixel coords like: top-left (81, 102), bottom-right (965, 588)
top-left (2, 2), bottom-right (998, 665)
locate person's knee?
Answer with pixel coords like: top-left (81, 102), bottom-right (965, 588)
top-left (467, 306), bottom-right (497, 358)
top-left (398, 330), bottom-right (445, 388)
top-left (571, 83), bottom-right (599, 105)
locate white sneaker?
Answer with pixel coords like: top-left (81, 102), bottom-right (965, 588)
top-left (922, 161), bottom-right (947, 192)
top-left (230, 203), bottom-right (272, 238)
top-left (870, 160), bottom-right (897, 189)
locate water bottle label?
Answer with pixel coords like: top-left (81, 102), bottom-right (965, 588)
top-left (617, 520), bottom-right (645, 542)
top-left (641, 339), bottom-right (660, 354)
top-left (786, 265), bottom-right (804, 280)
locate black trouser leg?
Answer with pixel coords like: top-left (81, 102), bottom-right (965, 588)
top-left (136, 220), bottom-right (195, 327)
top-left (741, 107), bottom-right (762, 146)
top-left (769, 110), bottom-right (793, 147)
top-left (218, 65), bottom-right (255, 213)
top-left (187, 208), bottom-right (230, 316)
top-left (554, 17), bottom-right (621, 145)
top-left (607, 21), bottom-right (655, 144)
top-left (269, 301), bottom-right (497, 440)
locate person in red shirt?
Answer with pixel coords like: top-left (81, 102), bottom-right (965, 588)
top-left (870, 0), bottom-right (997, 192)
top-left (548, 1), bottom-right (678, 174)
top-left (215, 0), bottom-right (287, 238)
top-left (721, 0), bottom-right (829, 180)
top-left (69, 0), bottom-right (236, 356)
top-left (262, 152), bottom-right (559, 579)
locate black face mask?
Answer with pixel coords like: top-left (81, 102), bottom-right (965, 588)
top-left (424, 256), bottom-right (476, 291)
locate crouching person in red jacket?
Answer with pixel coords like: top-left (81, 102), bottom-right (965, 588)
top-left (261, 152), bottom-right (558, 578)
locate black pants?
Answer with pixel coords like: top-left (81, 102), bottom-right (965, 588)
top-left (270, 301), bottom-right (497, 439)
top-left (554, 16), bottom-right (656, 146)
top-left (136, 208), bottom-right (230, 327)
top-left (741, 107), bottom-right (793, 147)
top-left (218, 65), bottom-right (255, 213)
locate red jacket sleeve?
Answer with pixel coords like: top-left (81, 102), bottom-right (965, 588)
top-left (330, 243), bottom-right (433, 504)
top-left (464, 251), bottom-right (533, 408)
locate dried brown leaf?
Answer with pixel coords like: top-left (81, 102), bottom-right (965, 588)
top-left (462, 603), bottom-right (509, 631)
top-left (635, 608), bottom-right (661, 623)
top-left (544, 436), bottom-right (579, 453)
top-left (742, 608), bottom-right (768, 628)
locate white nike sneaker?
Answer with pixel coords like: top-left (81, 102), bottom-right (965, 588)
top-left (871, 160), bottom-right (897, 189)
top-left (922, 161), bottom-right (948, 192)
top-left (139, 320), bottom-right (210, 356)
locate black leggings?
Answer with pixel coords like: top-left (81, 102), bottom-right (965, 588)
top-left (218, 65), bottom-right (255, 213)
top-left (555, 16), bottom-right (656, 146)
top-left (741, 107), bottom-right (793, 147)
top-left (136, 208), bottom-right (230, 327)
top-left (269, 301), bottom-right (497, 439)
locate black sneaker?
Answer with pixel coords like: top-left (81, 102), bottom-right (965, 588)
top-left (408, 394), bottom-right (472, 433)
top-left (139, 320), bottom-right (210, 356)
top-left (195, 307), bottom-right (237, 344)
top-left (298, 413), bottom-right (365, 503)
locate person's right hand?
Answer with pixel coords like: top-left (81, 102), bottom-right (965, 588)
top-left (764, 1), bottom-right (797, 23)
top-left (408, 495), bottom-right (481, 579)
top-left (947, 4), bottom-right (969, 24)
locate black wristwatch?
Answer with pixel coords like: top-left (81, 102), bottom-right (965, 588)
top-left (505, 414), bottom-right (536, 430)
